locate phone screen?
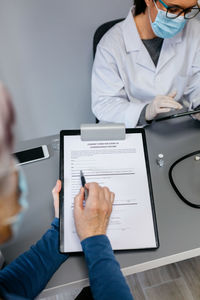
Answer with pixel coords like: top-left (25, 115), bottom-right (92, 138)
top-left (15, 147), bottom-right (45, 164)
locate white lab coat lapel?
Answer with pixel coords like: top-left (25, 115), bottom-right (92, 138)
top-left (156, 39), bottom-right (175, 74)
top-left (156, 30), bottom-right (183, 74)
top-left (122, 8), bottom-right (156, 73)
top-left (135, 44), bottom-right (156, 72)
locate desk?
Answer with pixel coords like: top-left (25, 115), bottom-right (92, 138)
top-left (2, 118), bottom-right (200, 297)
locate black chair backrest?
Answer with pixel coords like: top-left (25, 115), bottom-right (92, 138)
top-left (93, 18), bottom-right (124, 123)
top-left (93, 18), bottom-right (124, 59)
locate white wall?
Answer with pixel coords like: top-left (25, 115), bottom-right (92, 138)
top-left (0, 0), bottom-right (132, 141)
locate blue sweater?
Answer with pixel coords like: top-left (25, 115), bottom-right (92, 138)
top-left (0, 218), bottom-right (133, 300)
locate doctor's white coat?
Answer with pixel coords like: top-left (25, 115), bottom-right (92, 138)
top-left (92, 8), bottom-right (200, 127)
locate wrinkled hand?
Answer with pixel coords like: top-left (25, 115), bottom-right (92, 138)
top-left (74, 182), bottom-right (115, 241)
top-left (145, 91), bottom-right (182, 121)
top-left (52, 180), bottom-right (62, 218)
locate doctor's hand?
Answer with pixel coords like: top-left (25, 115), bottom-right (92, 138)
top-left (74, 183), bottom-right (115, 241)
top-left (145, 91), bottom-right (183, 121)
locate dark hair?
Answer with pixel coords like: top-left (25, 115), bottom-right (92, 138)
top-left (134, 0), bottom-right (147, 16)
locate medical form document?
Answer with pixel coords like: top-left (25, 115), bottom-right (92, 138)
top-left (59, 129), bottom-right (159, 252)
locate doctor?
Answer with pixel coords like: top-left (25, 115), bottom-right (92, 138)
top-left (92, 0), bottom-right (200, 127)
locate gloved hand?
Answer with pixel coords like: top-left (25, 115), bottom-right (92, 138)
top-left (145, 91), bottom-right (183, 121)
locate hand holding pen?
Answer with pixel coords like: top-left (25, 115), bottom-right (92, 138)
top-left (74, 181), bottom-right (115, 241)
top-left (80, 170), bottom-right (88, 200)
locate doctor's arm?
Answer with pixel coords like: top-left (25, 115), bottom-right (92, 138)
top-left (92, 45), bottom-right (146, 127)
top-left (74, 183), bottom-right (134, 300)
top-left (184, 47), bottom-right (200, 120)
top-left (0, 181), bottom-right (69, 299)
top-left (92, 45), bottom-right (182, 126)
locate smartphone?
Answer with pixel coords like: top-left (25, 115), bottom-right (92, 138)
top-left (14, 145), bottom-right (50, 165)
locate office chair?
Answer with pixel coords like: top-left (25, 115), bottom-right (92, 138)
top-left (93, 18), bottom-right (124, 59)
top-left (93, 18), bottom-right (125, 122)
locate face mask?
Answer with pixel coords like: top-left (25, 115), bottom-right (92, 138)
top-left (0, 166), bottom-right (28, 248)
top-left (149, 1), bottom-right (186, 39)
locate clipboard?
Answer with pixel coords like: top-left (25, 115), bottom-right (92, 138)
top-left (155, 109), bottom-right (200, 122)
top-left (59, 124), bottom-right (159, 253)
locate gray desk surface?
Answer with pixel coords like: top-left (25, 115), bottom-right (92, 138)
top-left (2, 118), bottom-right (200, 293)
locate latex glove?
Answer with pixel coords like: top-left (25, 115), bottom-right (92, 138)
top-left (74, 182), bottom-right (115, 241)
top-left (52, 180), bottom-right (62, 218)
top-left (145, 91), bottom-right (183, 121)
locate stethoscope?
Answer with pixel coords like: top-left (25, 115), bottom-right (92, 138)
top-left (169, 150), bottom-right (200, 209)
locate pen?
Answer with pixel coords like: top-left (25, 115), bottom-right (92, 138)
top-left (80, 170), bottom-right (88, 200)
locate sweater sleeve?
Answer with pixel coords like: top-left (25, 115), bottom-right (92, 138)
top-left (0, 218), bottom-right (69, 299)
top-left (81, 235), bottom-right (133, 300)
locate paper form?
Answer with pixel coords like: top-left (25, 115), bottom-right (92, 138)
top-left (63, 133), bottom-right (157, 252)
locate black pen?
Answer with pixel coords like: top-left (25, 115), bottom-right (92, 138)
top-left (80, 170), bottom-right (88, 200)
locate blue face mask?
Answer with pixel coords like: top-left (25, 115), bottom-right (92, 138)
top-left (0, 166), bottom-right (28, 248)
top-left (149, 1), bottom-right (186, 39)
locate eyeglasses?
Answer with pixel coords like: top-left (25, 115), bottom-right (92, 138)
top-left (158, 0), bottom-right (200, 19)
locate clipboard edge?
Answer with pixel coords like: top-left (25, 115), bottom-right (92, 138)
top-left (59, 128), bottom-right (160, 253)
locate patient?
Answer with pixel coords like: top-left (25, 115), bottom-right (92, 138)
top-left (0, 83), bottom-right (133, 300)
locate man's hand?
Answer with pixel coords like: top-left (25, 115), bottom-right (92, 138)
top-left (74, 182), bottom-right (115, 241)
top-left (145, 91), bottom-right (182, 121)
top-left (52, 180), bottom-right (61, 218)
